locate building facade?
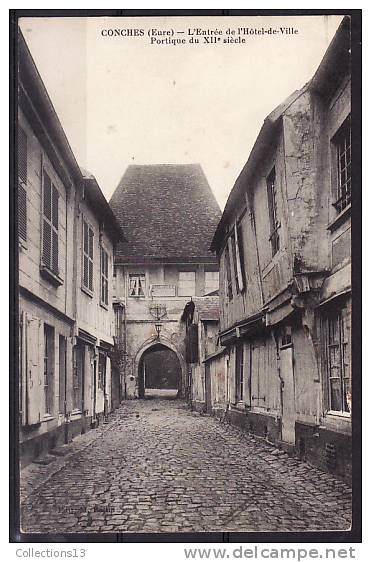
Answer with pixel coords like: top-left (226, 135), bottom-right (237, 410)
top-left (110, 164), bottom-right (221, 399)
top-left (181, 297), bottom-right (220, 412)
top-left (18, 32), bottom-right (122, 466)
top-left (210, 18), bottom-right (351, 481)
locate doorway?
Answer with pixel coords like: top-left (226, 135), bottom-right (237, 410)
top-left (138, 343), bottom-right (182, 399)
top-left (280, 345), bottom-right (295, 444)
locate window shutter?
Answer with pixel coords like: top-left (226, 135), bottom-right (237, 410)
top-left (88, 258), bottom-right (93, 292)
top-left (26, 316), bottom-right (42, 425)
top-left (83, 221), bottom-right (88, 255)
top-left (89, 229), bottom-right (94, 259)
top-left (52, 230), bottom-right (58, 273)
top-left (18, 126), bottom-right (27, 184)
top-left (18, 127), bottom-right (28, 241)
top-left (234, 223), bottom-right (245, 291)
top-left (18, 184), bottom-right (27, 241)
top-left (83, 254), bottom-right (89, 288)
top-left (52, 185), bottom-right (59, 229)
top-left (42, 220), bottom-right (52, 268)
top-left (43, 173), bottom-right (52, 220)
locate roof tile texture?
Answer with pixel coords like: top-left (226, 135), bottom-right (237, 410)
top-left (110, 164), bottom-right (221, 262)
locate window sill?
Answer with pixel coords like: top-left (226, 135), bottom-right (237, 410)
top-left (70, 410), bottom-right (82, 417)
top-left (325, 410), bottom-right (351, 419)
top-left (81, 285), bottom-right (94, 298)
top-left (40, 265), bottom-right (64, 287)
top-left (42, 415), bottom-right (55, 422)
top-left (100, 301), bottom-right (109, 310)
top-left (327, 204), bottom-right (351, 232)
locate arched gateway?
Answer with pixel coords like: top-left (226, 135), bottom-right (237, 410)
top-left (134, 337), bottom-right (186, 399)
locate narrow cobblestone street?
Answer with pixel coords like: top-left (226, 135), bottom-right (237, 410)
top-left (21, 399), bottom-right (352, 534)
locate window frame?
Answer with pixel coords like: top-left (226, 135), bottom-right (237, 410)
top-left (331, 115), bottom-right (351, 214)
top-left (323, 305), bottom-right (351, 416)
top-left (82, 218), bottom-right (94, 295)
top-left (128, 273), bottom-right (146, 298)
top-left (100, 245), bottom-right (109, 308)
top-left (266, 166), bottom-right (280, 257)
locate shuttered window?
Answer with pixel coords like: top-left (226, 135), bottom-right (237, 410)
top-left (83, 220), bottom-right (94, 292)
top-left (18, 126), bottom-right (27, 241)
top-left (100, 247), bottom-right (109, 305)
top-left (267, 167), bottom-right (280, 256)
top-left (42, 171), bottom-right (59, 274)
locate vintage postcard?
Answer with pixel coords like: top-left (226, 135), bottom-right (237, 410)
top-left (11, 11), bottom-right (360, 541)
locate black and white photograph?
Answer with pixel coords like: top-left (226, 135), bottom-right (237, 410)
top-left (10, 10), bottom-right (360, 541)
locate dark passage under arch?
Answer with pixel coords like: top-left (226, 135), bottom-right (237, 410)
top-left (138, 343), bottom-right (182, 399)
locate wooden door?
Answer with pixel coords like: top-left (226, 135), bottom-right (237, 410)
top-left (205, 364), bottom-right (212, 414)
top-left (280, 346), bottom-right (295, 444)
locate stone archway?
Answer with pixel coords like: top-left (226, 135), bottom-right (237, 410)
top-left (134, 336), bottom-right (186, 399)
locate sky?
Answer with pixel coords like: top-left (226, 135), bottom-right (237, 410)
top-left (19, 15), bottom-right (343, 210)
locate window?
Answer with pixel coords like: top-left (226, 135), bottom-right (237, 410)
top-left (205, 271), bottom-right (219, 295)
top-left (100, 247), bottom-right (109, 306)
top-left (266, 167), bottom-right (280, 256)
top-left (333, 115), bottom-right (351, 212)
top-left (18, 126), bottom-right (27, 241)
top-left (225, 245), bottom-right (233, 301)
top-left (231, 230), bottom-right (239, 293)
top-left (59, 336), bottom-right (67, 414)
top-left (235, 344), bottom-right (244, 402)
top-left (82, 220), bottom-right (94, 292)
top-left (42, 171), bottom-right (59, 274)
top-left (129, 274), bottom-right (145, 297)
top-left (178, 271), bottom-right (196, 297)
top-left (236, 223), bottom-right (246, 291)
top-left (325, 305), bottom-right (351, 414)
top-left (43, 324), bottom-right (55, 416)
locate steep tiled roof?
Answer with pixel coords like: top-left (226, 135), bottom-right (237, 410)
top-left (194, 297), bottom-right (220, 321)
top-left (110, 164), bottom-right (221, 263)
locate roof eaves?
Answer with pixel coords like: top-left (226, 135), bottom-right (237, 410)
top-left (84, 177), bottom-right (125, 242)
top-left (210, 85), bottom-right (309, 253)
top-left (18, 29), bottom-right (83, 187)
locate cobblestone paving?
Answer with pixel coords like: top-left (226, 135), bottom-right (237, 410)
top-left (21, 399), bottom-right (352, 533)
